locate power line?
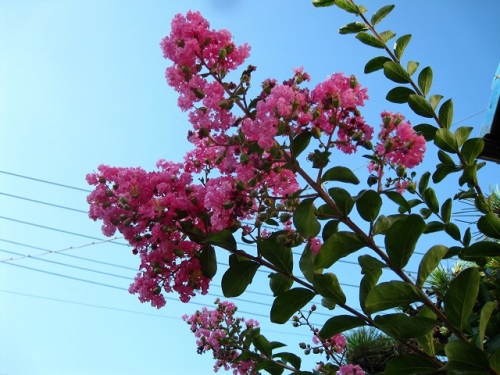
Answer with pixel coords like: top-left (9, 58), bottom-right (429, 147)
top-left (0, 191), bottom-right (88, 213)
top-left (0, 170), bottom-right (91, 193)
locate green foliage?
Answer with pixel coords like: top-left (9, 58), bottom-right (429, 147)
top-left (270, 288), bottom-right (315, 324)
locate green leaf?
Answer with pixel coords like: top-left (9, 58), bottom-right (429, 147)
top-left (272, 352), bottom-right (301, 370)
top-left (422, 187), bottom-right (439, 213)
top-left (418, 66), bottom-right (433, 96)
top-left (407, 60), bottom-right (419, 76)
top-left (321, 298), bottom-right (337, 310)
top-left (199, 245), bottom-right (217, 279)
top-left (355, 189), bottom-right (382, 222)
top-left (371, 4), bottom-right (395, 25)
top-left (408, 94), bottom-right (434, 118)
top-left (383, 61), bottom-right (411, 83)
top-left (365, 56), bottom-right (391, 73)
top-left (338, 22), bottom-right (368, 34)
top-left (386, 86), bottom-right (415, 103)
top-left (383, 191), bottom-right (411, 213)
top-left (461, 138), bottom-right (484, 166)
top-left (253, 334), bottom-right (272, 357)
top-left (375, 313), bottom-right (438, 341)
top-left (221, 259), bottom-right (260, 297)
top-left (365, 281), bottom-right (422, 313)
top-left (385, 214), bottom-right (426, 268)
top-left (319, 315), bottom-right (366, 339)
top-left (490, 349), bottom-right (500, 372)
top-left (442, 340), bottom-right (490, 373)
top-left (413, 123), bottom-right (438, 141)
top-left (270, 288), bottom-right (315, 324)
top-left (335, 0), bottom-right (360, 14)
top-left (315, 231), bottom-right (366, 269)
top-left (293, 198), bottom-right (320, 238)
top-left (356, 31), bottom-right (385, 48)
top-left (358, 254), bottom-right (387, 274)
top-left (254, 361), bottom-right (284, 375)
top-left (269, 273), bottom-right (293, 297)
top-left (438, 150), bottom-right (455, 165)
top-left (478, 301), bottom-right (496, 350)
top-left (438, 99), bottom-right (453, 129)
top-left (328, 187), bottom-right (354, 215)
top-left (321, 166), bottom-right (360, 184)
top-left (418, 171), bottom-right (431, 195)
top-left (360, 268), bottom-right (382, 314)
top-left (441, 198), bottom-right (452, 223)
top-left (258, 238), bottom-right (293, 275)
top-left (432, 164), bottom-right (461, 183)
top-left (429, 94), bottom-right (444, 110)
top-left (416, 306), bottom-right (437, 356)
top-left (312, 0), bottom-right (335, 7)
top-left (379, 30), bottom-right (396, 43)
top-left (434, 128), bottom-right (458, 153)
top-left (454, 127), bottom-right (473, 148)
top-left (372, 214), bottom-right (399, 235)
top-left (444, 222), bottom-right (461, 241)
top-left (312, 273), bottom-right (345, 304)
top-left (394, 34), bottom-right (411, 60)
top-left (462, 241), bottom-right (500, 258)
top-left (444, 267), bottom-right (480, 332)
top-left (206, 229), bottom-right (237, 251)
top-left (417, 245), bottom-right (448, 287)
top-left (459, 165), bottom-right (478, 186)
top-left (383, 354), bottom-right (440, 375)
top-left (299, 245), bottom-right (321, 283)
top-left (291, 131), bottom-right (312, 159)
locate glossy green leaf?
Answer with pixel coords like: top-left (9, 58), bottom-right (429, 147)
top-left (293, 198), bottom-right (320, 238)
top-left (364, 56), bottom-right (391, 73)
top-left (270, 288), bottom-right (315, 324)
top-left (359, 268), bottom-right (382, 314)
top-left (386, 86), bottom-right (415, 103)
top-left (441, 198), bottom-right (452, 223)
top-left (317, 204), bottom-right (337, 220)
top-left (385, 214), bottom-right (426, 269)
top-left (269, 273), bottom-right (293, 297)
top-left (358, 255), bottom-right (387, 274)
top-left (258, 238), bottom-right (293, 275)
top-left (418, 171), bottom-right (431, 194)
top-left (355, 31), bottom-right (385, 48)
top-left (429, 94), bottom-right (444, 110)
top-left (407, 60), bottom-right (419, 76)
top-left (478, 301), bottom-right (496, 350)
top-left (461, 138), bottom-right (484, 166)
top-left (335, 0), bottom-right (360, 13)
top-left (322, 219), bottom-right (339, 241)
top-left (434, 128), bottom-right (458, 153)
top-left (315, 231), bottom-right (366, 268)
top-left (444, 222), bottom-right (461, 241)
top-left (321, 166), bottom-right (360, 184)
top-left (442, 340), bottom-right (490, 373)
top-left (454, 126), bottom-right (472, 146)
top-left (417, 245), bottom-right (448, 287)
top-left (321, 297), bottom-right (337, 310)
top-left (459, 165), bottom-right (478, 186)
top-left (328, 187), bottom-right (354, 216)
top-left (371, 4), bottom-right (395, 25)
top-left (399, 198), bottom-right (423, 214)
top-left (462, 241), bottom-right (500, 258)
top-left (383, 61), bottom-right (411, 83)
top-left (364, 281), bottom-right (422, 313)
top-left (299, 245), bottom-right (321, 283)
top-left (221, 259), bottom-right (260, 297)
top-left (422, 187), bottom-right (439, 213)
top-left (394, 34), bottom-right (411, 60)
top-left (444, 267), bottom-right (480, 332)
top-left (206, 229), bottom-right (237, 251)
top-left (319, 315), bottom-right (366, 339)
top-left (417, 66), bottom-right (433, 96)
top-left (383, 191), bottom-right (411, 213)
top-left (372, 214), bottom-right (399, 235)
top-left (432, 164), bottom-right (461, 183)
top-left (355, 189), bottom-right (382, 222)
top-left (253, 334), bottom-right (272, 357)
top-left (199, 245), bottom-right (217, 279)
top-left (272, 352), bottom-right (301, 370)
top-left (375, 313), bottom-right (438, 341)
top-left (311, 0), bottom-right (335, 7)
top-left (408, 94), bottom-right (434, 118)
top-left (413, 123), bottom-right (438, 141)
top-left (438, 150), bottom-right (455, 165)
top-left (291, 131), bottom-right (312, 159)
top-left (379, 30), bottom-right (396, 43)
top-left (437, 99), bottom-right (453, 129)
top-left (339, 22), bottom-right (368, 34)
top-left (312, 273), bottom-right (346, 304)
top-left (384, 354), bottom-right (439, 375)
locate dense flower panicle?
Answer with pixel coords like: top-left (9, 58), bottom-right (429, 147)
top-left (183, 300), bottom-right (259, 375)
top-left (337, 364), bottom-right (365, 375)
top-left (312, 333), bottom-right (347, 353)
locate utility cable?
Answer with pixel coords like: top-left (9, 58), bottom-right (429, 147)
top-left (0, 170), bottom-right (92, 192)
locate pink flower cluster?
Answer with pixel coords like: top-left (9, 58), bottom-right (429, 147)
top-left (337, 364), bottom-right (365, 375)
top-left (313, 333), bottom-right (347, 353)
top-left (183, 300), bottom-right (259, 374)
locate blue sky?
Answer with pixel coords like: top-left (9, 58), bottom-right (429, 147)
top-left (1, 1), bottom-right (499, 374)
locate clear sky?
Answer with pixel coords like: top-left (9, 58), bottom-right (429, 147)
top-left (1, 1), bottom-right (499, 374)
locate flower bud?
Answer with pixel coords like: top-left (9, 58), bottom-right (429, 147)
top-left (222, 201), bottom-right (234, 210)
top-left (406, 181), bottom-right (417, 193)
top-left (279, 213), bottom-right (292, 223)
top-left (349, 74), bottom-right (358, 88)
top-left (198, 128), bottom-right (210, 138)
top-left (153, 286), bottom-right (162, 295)
top-left (193, 88), bottom-right (205, 99)
top-left (382, 114), bottom-right (392, 126)
top-left (396, 165), bottom-right (406, 177)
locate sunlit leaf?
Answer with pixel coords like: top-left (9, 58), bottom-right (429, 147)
top-left (417, 66), bottom-right (433, 96)
top-left (386, 86), bottom-right (415, 103)
top-left (365, 56), bottom-right (391, 73)
top-left (339, 22), bottom-right (368, 34)
top-left (434, 128), bottom-right (458, 153)
top-left (371, 4), bottom-right (395, 25)
top-left (461, 138), bottom-right (484, 166)
top-left (408, 94), bottom-right (434, 118)
top-left (356, 32), bottom-right (385, 48)
top-left (438, 99), bottom-right (453, 129)
top-left (383, 61), bottom-right (411, 83)
top-left (394, 34), bottom-right (411, 60)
